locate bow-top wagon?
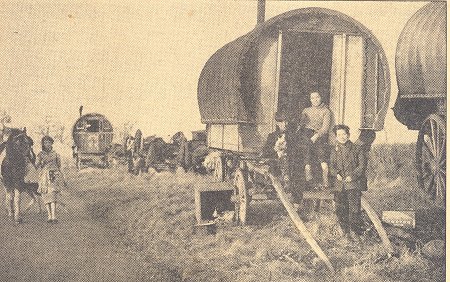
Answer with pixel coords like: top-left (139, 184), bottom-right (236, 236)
top-left (197, 7), bottom-right (395, 271)
top-left (393, 2), bottom-right (446, 206)
top-left (72, 113), bottom-right (114, 169)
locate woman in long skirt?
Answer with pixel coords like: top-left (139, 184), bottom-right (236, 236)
top-left (36, 136), bottom-right (66, 223)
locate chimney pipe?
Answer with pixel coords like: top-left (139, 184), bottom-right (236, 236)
top-left (257, 0), bottom-right (265, 24)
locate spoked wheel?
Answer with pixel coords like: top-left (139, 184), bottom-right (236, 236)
top-left (234, 168), bottom-right (249, 225)
top-left (416, 114), bottom-right (446, 205)
top-left (213, 155), bottom-right (224, 182)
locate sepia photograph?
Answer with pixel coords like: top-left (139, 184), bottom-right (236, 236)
top-left (0, 0), bottom-right (446, 281)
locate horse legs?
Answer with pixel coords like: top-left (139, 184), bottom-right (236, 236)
top-left (5, 190), bottom-right (14, 218)
top-left (24, 192), bottom-right (41, 214)
top-left (14, 189), bottom-right (22, 223)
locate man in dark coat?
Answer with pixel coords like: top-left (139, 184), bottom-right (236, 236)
top-left (261, 111), bottom-right (286, 160)
top-left (329, 124), bottom-right (366, 241)
top-left (260, 111), bottom-right (290, 191)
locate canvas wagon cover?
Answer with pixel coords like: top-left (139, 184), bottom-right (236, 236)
top-left (72, 113), bottom-right (113, 154)
top-left (393, 2), bottom-right (446, 130)
top-left (72, 113), bottom-right (113, 135)
top-left (198, 7), bottom-right (390, 125)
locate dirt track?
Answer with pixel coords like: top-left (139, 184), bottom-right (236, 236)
top-left (0, 189), bottom-right (180, 282)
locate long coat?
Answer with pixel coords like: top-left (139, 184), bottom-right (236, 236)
top-left (329, 141), bottom-right (366, 191)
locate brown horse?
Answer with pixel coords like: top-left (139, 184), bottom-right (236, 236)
top-left (0, 128), bottom-right (36, 223)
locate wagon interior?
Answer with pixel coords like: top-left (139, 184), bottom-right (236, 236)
top-left (278, 31), bottom-right (333, 122)
top-left (84, 119), bottom-right (100, 132)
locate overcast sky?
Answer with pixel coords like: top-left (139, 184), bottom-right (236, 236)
top-left (0, 0), bottom-right (428, 143)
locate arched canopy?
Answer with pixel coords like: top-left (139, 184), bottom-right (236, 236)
top-left (72, 113), bottom-right (113, 136)
top-left (394, 2), bottom-right (446, 130)
top-left (198, 7), bottom-right (391, 125)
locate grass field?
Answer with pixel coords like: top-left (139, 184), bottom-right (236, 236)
top-left (63, 143), bottom-right (445, 282)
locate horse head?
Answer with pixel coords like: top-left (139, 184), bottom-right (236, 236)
top-left (4, 128), bottom-right (33, 166)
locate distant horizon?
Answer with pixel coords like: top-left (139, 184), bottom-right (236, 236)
top-left (0, 1), bottom-right (428, 144)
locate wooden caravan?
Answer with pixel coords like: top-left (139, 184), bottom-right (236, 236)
top-left (393, 2), bottom-right (446, 205)
top-left (72, 113), bottom-right (114, 169)
top-left (197, 7), bottom-right (395, 272)
top-left (198, 7), bottom-right (391, 154)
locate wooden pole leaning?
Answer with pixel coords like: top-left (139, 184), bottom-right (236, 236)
top-left (361, 196), bottom-right (395, 255)
top-left (267, 173), bottom-right (335, 274)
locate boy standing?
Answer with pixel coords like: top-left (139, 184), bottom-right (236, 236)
top-left (329, 125), bottom-right (366, 241)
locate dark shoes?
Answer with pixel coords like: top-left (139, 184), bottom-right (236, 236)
top-left (47, 219), bottom-right (59, 224)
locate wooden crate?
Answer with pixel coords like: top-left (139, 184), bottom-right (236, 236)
top-left (382, 210), bottom-right (416, 229)
top-left (194, 180), bottom-right (235, 224)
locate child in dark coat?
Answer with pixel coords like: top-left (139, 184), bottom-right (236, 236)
top-left (329, 125), bottom-right (366, 241)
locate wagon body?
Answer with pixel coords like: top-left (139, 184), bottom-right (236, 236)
top-left (72, 113), bottom-right (114, 168)
top-left (195, 8), bottom-right (396, 267)
top-left (198, 7), bottom-right (391, 154)
top-left (393, 2), bottom-right (446, 205)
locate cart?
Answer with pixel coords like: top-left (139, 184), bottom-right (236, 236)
top-left (393, 2), bottom-right (446, 205)
top-left (72, 113), bottom-right (114, 169)
top-left (198, 7), bottom-right (396, 272)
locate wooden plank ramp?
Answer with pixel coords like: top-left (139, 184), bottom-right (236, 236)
top-left (268, 173), bottom-right (335, 273)
top-left (361, 196), bottom-right (395, 254)
top-left (246, 161), bottom-right (334, 272)
top-left (246, 161), bottom-right (394, 271)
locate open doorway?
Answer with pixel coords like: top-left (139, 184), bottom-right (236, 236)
top-left (277, 31), bottom-right (334, 187)
top-left (277, 31), bottom-right (333, 122)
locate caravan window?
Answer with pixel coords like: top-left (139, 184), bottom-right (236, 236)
top-left (85, 120), bottom-right (100, 132)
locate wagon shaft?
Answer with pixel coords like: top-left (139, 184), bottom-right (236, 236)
top-left (268, 173), bottom-right (335, 273)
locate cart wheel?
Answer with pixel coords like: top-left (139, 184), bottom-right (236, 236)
top-left (416, 114), bottom-right (446, 205)
top-left (234, 168), bottom-right (249, 225)
top-left (213, 156), bottom-right (224, 182)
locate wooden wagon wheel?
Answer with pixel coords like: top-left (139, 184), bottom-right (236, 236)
top-left (416, 114), bottom-right (446, 205)
top-left (234, 168), bottom-right (249, 225)
top-left (213, 156), bottom-right (225, 182)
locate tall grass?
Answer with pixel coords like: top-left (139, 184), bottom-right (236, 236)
top-left (367, 143), bottom-right (416, 186)
top-left (64, 142), bottom-right (445, 282)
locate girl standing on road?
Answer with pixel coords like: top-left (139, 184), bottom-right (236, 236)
top-left (36, 136), bottom-right (67, 223)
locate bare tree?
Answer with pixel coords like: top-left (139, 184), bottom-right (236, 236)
top-left (0, 110), bottom-right (12, 142)
top-left (116, 121), bottom-right (136, 144)
top-left (36, 115), bottom-right (67, 143)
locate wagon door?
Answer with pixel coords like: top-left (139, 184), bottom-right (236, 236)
top-left (329, 34), bottom-right (387, 141)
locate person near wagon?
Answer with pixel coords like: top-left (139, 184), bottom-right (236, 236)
top-left (36, 136), bottom-right (67, 224)
top-left (125, 135), bottom-right (135, 173)
top-left (298, 91), bottom-right (331, 187)
top-left (261, 111), bottom-right (290, 189)
top-left (329, 125), bottom-right (366, 242)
